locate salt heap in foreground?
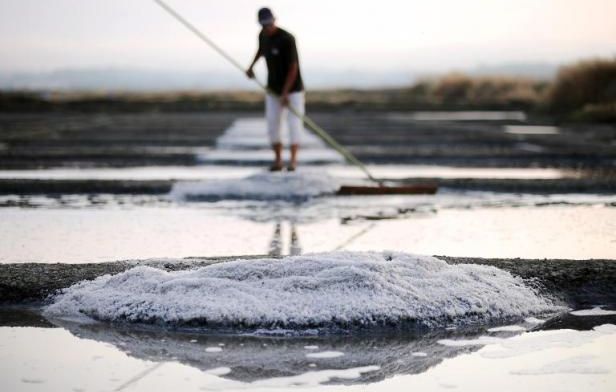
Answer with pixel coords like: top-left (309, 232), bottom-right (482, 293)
top-left (45, 252), bottom-right (561, 331)
top-left (169, 171), bottom-right (339, 201)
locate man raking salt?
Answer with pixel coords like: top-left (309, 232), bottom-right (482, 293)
top-left (246, 7), bottom-right (305, 172)
top-left (154, 0), bottom-right (437, 196)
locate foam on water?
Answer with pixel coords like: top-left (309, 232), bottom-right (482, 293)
top-left (44, 251), bottom-right (561, 331)
top-left (570, 307), bottom-right (616, 317)
top-left (480, 324), bottom-right (616, 359)
top-left (487, 325), bottom-right (527, 333)
top-left (169, 170), bottom-right (340, 201)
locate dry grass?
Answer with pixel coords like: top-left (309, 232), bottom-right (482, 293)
top-left (547, 57), bottom-right (616, 120)
top-left (423, 73), bottom-right (546, 109)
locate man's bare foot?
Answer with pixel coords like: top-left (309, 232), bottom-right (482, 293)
top-left (289, 144), bottom-right (299, 173)
top-left (269, 162), bottom-right (283, 172)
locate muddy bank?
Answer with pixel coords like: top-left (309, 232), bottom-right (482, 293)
top-left (1, 177), bottom-right (616, 195)
top-left (423, 177), bottom-right (616, 194)
top-left (0, 179), bottom-right (171, 195)
top-left (1, 256), bottom-right (614, 307)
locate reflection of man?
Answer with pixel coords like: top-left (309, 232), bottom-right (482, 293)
top-left (289, 223), bottom-right (302, 256)
top-left (268, 222), bottom-right (283, 257)
top-left (268, 222), bottom-right (302, 256)
top-left (246, 7), bottom-right (305, 172)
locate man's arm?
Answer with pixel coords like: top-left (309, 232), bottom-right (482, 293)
top-left (280, 36), bottom-right (300, 106)
top-left (246, 49), bottom-right (261, 78)
top-left (280, 61), bottom-right (298, 105)
top-left (246, 37), bottom-right (263, 78)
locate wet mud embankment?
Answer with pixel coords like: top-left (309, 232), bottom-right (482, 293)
top-left (1, 177), bottom-right (616, 195)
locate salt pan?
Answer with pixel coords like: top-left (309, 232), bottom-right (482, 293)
top-left (170, 171), bottom-right (339, 201)
top-left (570, 307), bottom-right (616, 317)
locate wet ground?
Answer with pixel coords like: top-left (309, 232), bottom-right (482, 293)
top-left (0, 111), bottom-right (615, 391)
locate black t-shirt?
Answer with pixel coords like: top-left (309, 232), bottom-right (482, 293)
top-left (258, 27), bottom-right (304, 94)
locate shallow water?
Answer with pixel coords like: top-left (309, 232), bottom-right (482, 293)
top-left (1, 308), bottom-right (615, 392)
top-left (388, 111), bottom-right (527, 121)
top-left (0, 159), bottom-right (614, 265)
top-left (0, 164), bottom-right (576, 180)
top-left (504, 125), bottom-right (560, 135)
top-left (0, 201), bottom-right (614, 262)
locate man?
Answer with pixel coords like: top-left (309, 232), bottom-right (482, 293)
top-left (246, 7), bottom-right (304, 172)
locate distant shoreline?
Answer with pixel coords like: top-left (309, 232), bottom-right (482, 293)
top-left (0, 87), bottom-right (542, 113)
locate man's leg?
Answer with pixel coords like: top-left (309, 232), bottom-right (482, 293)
top-left (287, 91), bottom-right (305, 171)
top-left (273, 142), bottom-right (283, 169)
top-left (266, 93), bottom-right (283, 170)
top-left (289, 144), bottom-right (298, 171)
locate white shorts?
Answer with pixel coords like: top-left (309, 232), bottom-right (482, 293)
top-left (265, 91), bottom-right (305, 145)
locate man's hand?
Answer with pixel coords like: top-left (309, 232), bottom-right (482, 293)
top-left (245, 68), bottom-right (255, 79)
top-left (280, 92), bottom-right (289, 106)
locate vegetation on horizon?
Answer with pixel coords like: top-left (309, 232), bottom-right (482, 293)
top-left (547, 58), bottom-right (616, 122)
top-left (1, 57), bottom-right (614, 122)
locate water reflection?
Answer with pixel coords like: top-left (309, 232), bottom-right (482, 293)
top-left (268, 222), bottom-right (302, 256)
top-left (3, 308), bottom-right (615, 392)
top-left (48, 317), bottom-right (492, 384)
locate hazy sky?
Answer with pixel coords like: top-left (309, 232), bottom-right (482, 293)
top-left (1, 0), bottom-right (615, 75)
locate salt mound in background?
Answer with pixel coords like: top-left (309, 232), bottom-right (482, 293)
top-left (45, 252), bottom-right (560, 330)
top-left (169, 171), bottom-right (339, 201)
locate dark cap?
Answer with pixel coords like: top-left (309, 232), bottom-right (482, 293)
top-left (257, 7), bottom-right (274, 26)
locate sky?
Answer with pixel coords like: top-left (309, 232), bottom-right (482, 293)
top-left (0, 0), bottom-right (615, 89)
